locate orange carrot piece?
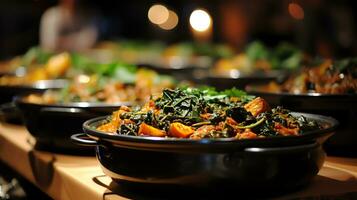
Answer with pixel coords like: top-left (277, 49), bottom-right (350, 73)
top-left (169, 122), bottom-right (194, 138)
top-left (138, 123), bottom-right (166, 137)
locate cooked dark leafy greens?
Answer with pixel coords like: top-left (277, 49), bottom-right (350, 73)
top-left (98, 87), bottom-right (321, 139)
top-left (263, 58), bottom-right (357, 94)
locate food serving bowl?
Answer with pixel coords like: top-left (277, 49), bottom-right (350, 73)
top-left (71, 113), bottom-right (338, 193)
top-left (246, 85), bottom-right (357, 157)
top-left (137, 62), bottom-right (204, 83)
top-left (15, 94), bottom-right (132, 154)
top-left (197, 70), bottom-right (286, 90)
top-left (0, 79), bottom-right (68, 124)
top-left (0, 79), bottom-right (68, 104)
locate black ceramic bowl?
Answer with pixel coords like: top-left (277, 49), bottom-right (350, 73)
top-left (0, 79), bottom-right (68, 124)
top-left (196, 70), bottom-right (287, 91)
top-left (246, 85), bottom-right (357, 157)
top-left (72, 113), bottom-right (338, 193)
top-left (137, 64), bottom-right (200, 83)
top-left (15, 94), bottom-right (132, 154)
top-left (0, 79), bottom-right (68, 104)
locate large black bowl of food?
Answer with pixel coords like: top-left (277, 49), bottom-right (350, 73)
top-left (0, 79), bottom-right (68, 104)
top-left (15, 69), bottom-right (176, 153)
top-left (246, 58), bottom-right (357, 157)
top-left (16, 96), bottom-right (131, 154)
top-left (0, 79), bottom-right (68, 124)
top-left (72, 87), bottom-right (338, 194)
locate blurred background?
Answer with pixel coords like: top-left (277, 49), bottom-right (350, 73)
top-left (0, 0), bottom-right (356, 59)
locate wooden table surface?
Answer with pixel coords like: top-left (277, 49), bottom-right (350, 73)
top-left (0, 122), bottom-right (356, 200)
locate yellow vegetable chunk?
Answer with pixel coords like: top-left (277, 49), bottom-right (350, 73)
top-left (169, 122), bottom-right (194, 138)
top-left (97, 106), bottom-right (131, 134)
top-left (45, 52), bottom-right (71, 78)
top-left (138, 123), bottom-right (166, 137)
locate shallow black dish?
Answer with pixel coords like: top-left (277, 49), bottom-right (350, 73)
top-left (137, 63), bottom-right (199, 82)
top-left (72, 113), bottom-right (338, 193)
top-left (15, 94), bottom-right (132, 154)
top-left (197, 70), bottom-right (286, 90)
top-left (0, 79), bottom-right (67, 104)
top-left (246, 85), bottom-right (357, 157)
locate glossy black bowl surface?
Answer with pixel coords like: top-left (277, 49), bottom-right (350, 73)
top-left (15, 94), bottom-right (131, 154)
top-left (73, 112), bottom-right (337, 193)
top-left (97, 141), bottom-right (324, 195)
top-left (246, 85), bottom-right (357, 157)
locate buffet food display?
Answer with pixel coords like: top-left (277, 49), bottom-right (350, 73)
top-left (1, 1), bottom-right (357, 198)
top-left (0, 39), bottom-right (354, 194)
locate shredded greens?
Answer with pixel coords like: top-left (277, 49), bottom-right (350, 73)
top-left (100, 87), bottom-right (321, 139)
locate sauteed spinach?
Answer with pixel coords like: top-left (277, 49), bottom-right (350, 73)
top-left (98, 87), bottom-right (321, 139)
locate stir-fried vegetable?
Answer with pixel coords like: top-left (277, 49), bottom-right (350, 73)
top-left (98, 87), bottom-right (321, 139)
top-left (262, 58), bottom-right (357, 94)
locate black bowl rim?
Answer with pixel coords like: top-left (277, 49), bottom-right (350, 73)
top-left (137, 63), bottom-right (199, 71)
top-left (137, 55), bottom-right (213, 69)
top-left (206, 69), bottom-right (287, 80)
top-left (246, 84), bottom-right (357, 98)
top-left (0, 79), bottom-right (68, 90)
top-left (82, 112), bottom-right (338, 150)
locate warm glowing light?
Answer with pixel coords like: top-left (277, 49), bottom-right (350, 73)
top-left (189, 9), bottom-right (211, 32)
top-left (158, 10), bottom-right (179, 30)
top-left (148, 4), bottom-right (169, 25)
top-left (288, 3), bottom-right (304, 20)
top-left (77, 74), bottom-right (90, 83)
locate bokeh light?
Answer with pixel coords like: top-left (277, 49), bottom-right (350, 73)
top-left (158, 10), bottom-right (179, 30)
top-left (288, 3), bottom-right (304, 20)
top-left (189, 9), bottom-right (212, 32)
top-left (148, 4), bottom-right (169, 25)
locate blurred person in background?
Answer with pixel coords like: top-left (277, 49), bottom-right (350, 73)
top-left (40, 0), bottom-right (99, 52)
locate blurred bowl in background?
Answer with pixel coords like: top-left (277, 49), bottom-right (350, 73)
top-left (15, 93), bottom-right (132, 154)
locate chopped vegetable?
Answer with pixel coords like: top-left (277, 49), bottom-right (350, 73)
top-left (243, 97), bottom-right (270, 117)
top-left (98, 87), bottom-right (321, 139)
top-left (45, 52), bottom-right (71, 78)
top-left (138, 123), bottom-right (167, 137)
top-left (169, 122), bottom-right (194, 138)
